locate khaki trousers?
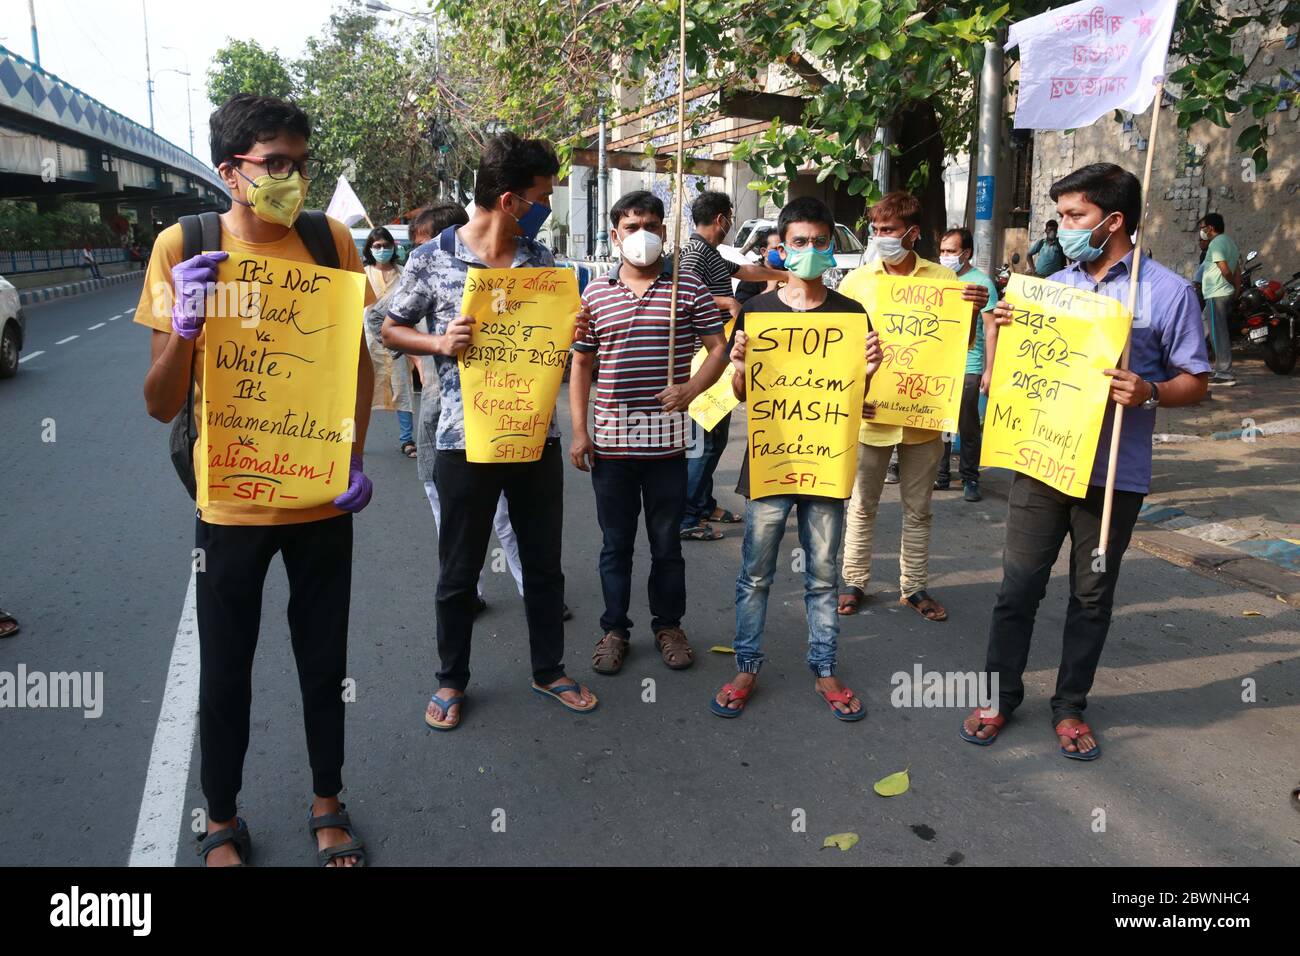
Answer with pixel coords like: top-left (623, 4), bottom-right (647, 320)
top-left (841, 438), bottom-right (945, 597)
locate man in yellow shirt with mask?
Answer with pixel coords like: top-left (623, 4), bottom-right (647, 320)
top-left (836, 191), bottom-right (1006, 622)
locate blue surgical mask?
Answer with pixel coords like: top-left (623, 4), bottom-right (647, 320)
top-left (372, 247), bottom-right (394, 264)
top-left (766, 248), bottom-right (786, 270)
top-left (783, 240), bottom-right (837, 280)
top-left (510, 193), bottom-right (551, 240)
top-left (1058, 213), bottom-right (1118, 263)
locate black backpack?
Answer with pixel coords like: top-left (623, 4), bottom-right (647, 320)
top-left (169, 210), bottom-right (341, 498)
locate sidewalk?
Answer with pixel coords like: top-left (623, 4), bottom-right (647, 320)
top-left (16, 268), bottom-right (144, 306)
top-left (981, 353), bottom-right (1300, 606)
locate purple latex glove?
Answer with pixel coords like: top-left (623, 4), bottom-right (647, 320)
top-left (333, 454), bottom-right (373, 513)
top-left (170, 251), bottom-right (229, 339)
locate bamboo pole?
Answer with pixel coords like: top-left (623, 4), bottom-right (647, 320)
top-left (666, 0), bottom-right (687, 385)
top-left (1099, 81), bottom-right (1164, 555)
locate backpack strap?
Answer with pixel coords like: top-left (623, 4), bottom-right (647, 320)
top-left (438, 225), bottom-right (457, 256)
top-left (178, 211), bottom-right (222, 261)
top-left (294, 210), bottom-right (340, 269)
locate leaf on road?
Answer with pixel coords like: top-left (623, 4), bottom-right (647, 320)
top-left (873, 768), bottom-right (911, 797)
top-left (1242, 610), bottom-right (1262, 617)
top-left (709, 645), bottom-right (736, 654)
top-left (822, 832), bottom-right (859, 851)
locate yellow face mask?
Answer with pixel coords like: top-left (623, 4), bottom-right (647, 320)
top-left (235, 169), bottom-right (307, 228)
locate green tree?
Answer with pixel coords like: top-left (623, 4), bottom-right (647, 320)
top-left (205, 39), bottom-right (295, 107)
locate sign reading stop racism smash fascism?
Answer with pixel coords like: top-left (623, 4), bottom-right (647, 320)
top-left (458, 267), bottom-right (579, 463)
top-left (980, 273), bottom-right (1130, 497)
top-left (862, 274), bottom-right (972, 433)
top-left (745, 312), bottom-right (867, 499)
top-left (199, 253), bottom-right (364, 509)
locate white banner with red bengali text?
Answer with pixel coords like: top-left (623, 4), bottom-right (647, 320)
top-left (1007, 0), bottom-right (1177, 131)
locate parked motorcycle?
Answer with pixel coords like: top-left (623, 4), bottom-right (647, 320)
top-left (1235, 251), bottom-right (1298, 374)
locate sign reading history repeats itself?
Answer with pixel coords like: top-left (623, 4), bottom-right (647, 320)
top-left (199, 253), bottom-right (364, 510)
top-left (862, 273), bottom-right (973, 433)
top-left (744, 311), bottom-right (867, 499)
top-left (458, 267), bottom-right (579, 463)
top-left (980, 273), bottom-right (1131, 498)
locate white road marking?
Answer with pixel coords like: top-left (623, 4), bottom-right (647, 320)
top-left (129, 568), bottom-right (200, 867)
top-left (18, 350), bottom-right (44, 363)
top-left (88, 322), bottom-right (105, 330)
top-left (54, 335), bottom-right (78, 345)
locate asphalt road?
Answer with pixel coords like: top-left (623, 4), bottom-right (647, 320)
top-left (1, 284), bottom-right (1296, 867)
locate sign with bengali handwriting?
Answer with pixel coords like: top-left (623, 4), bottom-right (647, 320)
top-left (980, 273), bottom-right (1131, 497)
top-left (198, 253), bottom-right (364, 509)
top-left (862, 273), bottom-right (972, 433)
top-left (745, 311), bottom-right (867, 499)
top-left (458, 267), bottom-right (579, 463)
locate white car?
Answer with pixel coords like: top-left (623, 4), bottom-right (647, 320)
top-left (0, 275), bottom-right (25, 378)
top-left (720, 217), bottom-right (867, 290)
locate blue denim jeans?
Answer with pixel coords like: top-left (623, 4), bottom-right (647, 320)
top-left (734, 495), bottom-right (844, 677)
top-left (681, 412), bottom-right (731, 529)
top-left (396, 410), bottom-right (414, 445)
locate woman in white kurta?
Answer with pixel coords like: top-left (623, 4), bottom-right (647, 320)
top-left (363, 226), bottom-right (416, 457)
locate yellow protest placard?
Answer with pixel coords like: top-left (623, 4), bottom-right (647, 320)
top-left (862, 273), bottom-right (972, 432)
top-left (688, 316), bottom-right (738, 432)
top-left (745, 312), bottom-right (867, 499)
top-left (980, 273), bottom-right (1131, 497)
top-left (458, 267), bottom-right (578, 463)
top-left (197, 253), bottom-right (364, 510)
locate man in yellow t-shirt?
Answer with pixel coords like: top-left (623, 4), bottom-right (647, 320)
top-left (835, 191), bottom-right (1002, 623)
top-left (135, 94), bottom-right (375, 868)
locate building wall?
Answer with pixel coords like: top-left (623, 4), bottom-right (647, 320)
top-left (1027, 12), bottom-right (1298, 282)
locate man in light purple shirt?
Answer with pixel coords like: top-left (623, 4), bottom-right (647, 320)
top-left (961, 163), bottom-right (1211, 762)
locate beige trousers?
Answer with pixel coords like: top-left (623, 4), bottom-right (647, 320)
top-left (841, 438), bottom-right (945, 597)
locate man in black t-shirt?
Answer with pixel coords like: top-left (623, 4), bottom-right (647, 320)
top-left (709, 197), bottom-right (882, 724)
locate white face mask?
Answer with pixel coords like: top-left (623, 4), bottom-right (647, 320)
top-left (874, 227), bottom-right (914, 265)
top-left (1199, 229), bottom-right (1209, 241)
top-left (939, 254), bottom-right (964, 272)
top-left (617, 228), bottom-right (663, 267)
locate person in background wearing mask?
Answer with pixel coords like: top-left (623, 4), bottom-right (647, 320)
top-left (1028, 219), bottom-right (1065, 276)
top-left (136, 93), bottom-right (376, 867)
top-left (570, 190), bottom-right (728, 676)
top-left (678, 191), bottom-right (785, 541)
top-left (734, 227), bottom-right (785, 305)
top-left (934, 227), bottom-right (999, 502)
top-left (715, 197), bottom-right (882, 721)
top-left (835, 191), bottom-right (1003, 622)
top-left (1197, 213), bottom-right (1239, 387)
top-left (961, 163), bottom-right (1210, 761)
top-left (362, 226), bottom-right (416, 457)
top-left (383, 132), bottom-right (596, 729)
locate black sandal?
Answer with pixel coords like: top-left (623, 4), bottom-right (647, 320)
top-left (400, 440), bottom-right (417, 458)
top-left (308, 802), bottom-right (367, 867)
top-left (0, 608), bottom-right (18, 639)
top-left (196, 817), bottom-right (252, 866)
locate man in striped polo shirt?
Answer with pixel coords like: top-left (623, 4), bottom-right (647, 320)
top-left (569, 190), bottom-right (730, 676)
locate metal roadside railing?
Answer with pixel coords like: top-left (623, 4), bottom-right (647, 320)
top-left (1, 247), bottom-right (129, 275)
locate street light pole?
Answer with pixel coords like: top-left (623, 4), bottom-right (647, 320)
top-left (972, 33), bottom-right (1004, 276)
top-left (162, 47), bottom-right (194, 155)
top-left (141, 0), bottom-right (155, 131)
top-left (28, 0), bottom-right (41, 68)
top-left (595, 104), bottom-right (609, 258)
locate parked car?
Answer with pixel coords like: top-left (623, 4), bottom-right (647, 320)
top-left (722, 217), bottom-right (866, 290)
top-left (0, 274), bottom-right (25, 378)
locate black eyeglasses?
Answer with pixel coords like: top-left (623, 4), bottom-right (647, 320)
top-left (233, 154), bottom-right (322, 181)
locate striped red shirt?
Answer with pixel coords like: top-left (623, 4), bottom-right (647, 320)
top-left (576, 263), bottom-right (724, 458)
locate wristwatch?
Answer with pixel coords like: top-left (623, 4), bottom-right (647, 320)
top-left (1140, 380), bottom-right (1160, 409)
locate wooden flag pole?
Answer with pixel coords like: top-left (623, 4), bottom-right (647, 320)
top-left (666, 0), bottom-right (686, 385)
top-left (1099, 80), bottom-right (1164, 555)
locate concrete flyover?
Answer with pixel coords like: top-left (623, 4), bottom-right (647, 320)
top-left (0, 45), bottom-right (229, 230)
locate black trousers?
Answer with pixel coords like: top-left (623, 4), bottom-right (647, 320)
top-left (433, 441), bottom-right (566, 691)
top-left (986, 475), bottom-right (1143, 725)
top-left (590, 454), bottom-right (688, 636)
top-left (938, 372), bottom-right (983, 484)
top-left (194, 513), bottom-right (352, 822)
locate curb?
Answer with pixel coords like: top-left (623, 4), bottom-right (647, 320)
top-left (18, 270), bottom-right (144, 307)
top-left (1210, 417), bottom-right (1300, 440)
top-left (978, 469), bottom-right (1300, 609)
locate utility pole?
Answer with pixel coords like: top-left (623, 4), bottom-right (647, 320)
top-left (162, 48), bottom-right (193, 155)
top-left (142, 0), bottom-right (155, 131)
top-left (28, 0), bottom-right (41, 67)
top-left (594, 103), bottom-right (610, 259)
top-left (972, 33), bottom-right (1004, 275)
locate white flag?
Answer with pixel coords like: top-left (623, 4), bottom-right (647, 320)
top-left (325, 176), bottom-right (369, 227)
top-left (1007, 0), bottom-right (1178, 130)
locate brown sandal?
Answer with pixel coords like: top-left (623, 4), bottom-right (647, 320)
top-left (838, 587), bottom-right (866, 615)
top-left (591, 632), bottom-right (630, 675)
top-left (901, 589), bottom-right (948, 622)
top-left (654, 626), bottom-right (695, 670)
